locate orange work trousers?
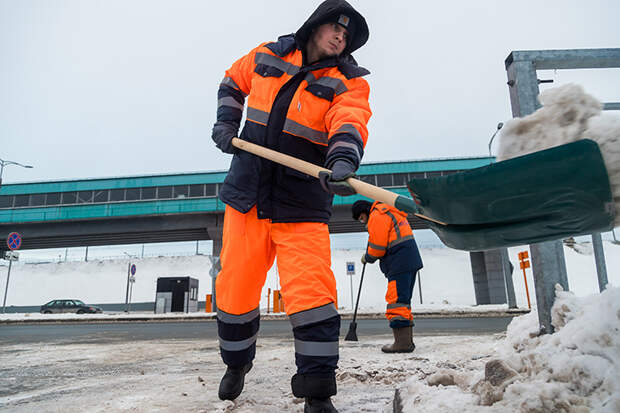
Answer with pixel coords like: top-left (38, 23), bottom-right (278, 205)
top-left (216, 206), bottom-right (337, 316)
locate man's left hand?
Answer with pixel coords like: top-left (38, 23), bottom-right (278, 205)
top-left (361, 254), bottom-right (367, 265)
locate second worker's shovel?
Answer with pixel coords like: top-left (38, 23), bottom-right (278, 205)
top-left (345, 262), bottom-right (366, 342)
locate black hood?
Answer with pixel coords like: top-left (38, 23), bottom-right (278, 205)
top-left (295, 0), bottom-right (369, 56)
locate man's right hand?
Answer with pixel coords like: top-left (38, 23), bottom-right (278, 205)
top-left (319, 159), bottom-right (357, 196)
top-left (212, 123), bottom-right (237, 154)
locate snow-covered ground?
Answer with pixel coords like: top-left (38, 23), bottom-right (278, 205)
top-left (1, 238), bottom-right (618, 313)
top-left (1, 287), bottom-right (617, 412)
top-left (1, 234), bottom-right (618, 411)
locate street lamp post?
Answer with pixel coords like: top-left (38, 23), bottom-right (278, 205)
top-left (122, 252), bottom-right (134, 313)
top-left (0, 158), bottom-right (34, 187)
top-left (487, 122), bottom-right (504, 157)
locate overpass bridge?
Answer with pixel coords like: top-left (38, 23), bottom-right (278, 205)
top-left (0, 156), bottom-right (493, 252)
top-left (1, 155), bottom-right (516, 307)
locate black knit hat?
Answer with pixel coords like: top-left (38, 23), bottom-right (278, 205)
top-left (296, 0), bottom-right (369, 56)
top-left (351, 200), bottom-right (372, 220)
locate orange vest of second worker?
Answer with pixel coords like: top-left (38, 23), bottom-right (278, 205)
top-left (363, 201), bottom-right (424, 328)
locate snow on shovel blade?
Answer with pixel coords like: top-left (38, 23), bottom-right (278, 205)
top-left (407, 139), bottom-right (615, 251)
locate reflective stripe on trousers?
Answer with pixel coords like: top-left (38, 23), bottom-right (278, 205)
top-left (290, 303), bottom-right (340, 375)
top-left (216, 306), bottom-right (260, 367)
top-left (385, 271), bottom-right (417, 328)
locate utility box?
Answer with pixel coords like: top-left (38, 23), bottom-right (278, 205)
top-left (154, 277), bottom-right (199, 313)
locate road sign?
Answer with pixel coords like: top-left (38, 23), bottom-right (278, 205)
top-left (129, 276), bottom-right (136, 283)
top-left (346, 261), bottom-right (355, 275)
top-left (6, 232), bottom-right (21, 251)
top-left (4, 251), bottom-right (19, 261)
top-left (518, 250), bottom-right (532, 310)
top-left (130, 264), bottom-right (136, 276)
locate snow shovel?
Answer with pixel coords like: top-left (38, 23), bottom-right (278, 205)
top-left (231, 138), bottom-right (445, 226)
top-left (345, 262), bottom-right (366, 342)
top-left (407, 139), bottom-right (615, 251)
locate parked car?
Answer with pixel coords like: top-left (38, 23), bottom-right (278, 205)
top-left (40, 299), bottom-right (103, 314)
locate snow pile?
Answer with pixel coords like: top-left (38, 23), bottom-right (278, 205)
top-left (496, 83), bottom-right (620, 225)
top-left (399, 286), bottom-right (620, 412)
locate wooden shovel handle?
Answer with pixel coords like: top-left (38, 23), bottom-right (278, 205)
top-left (231, 138), bottom-right (445, 225)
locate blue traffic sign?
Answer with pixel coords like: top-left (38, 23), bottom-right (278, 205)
top-left (130, 264), bottom-right (137, 275)
top-left (7, 232), bottom-right (22, 251)
top-left (346, 261), bottom-right (355, 275)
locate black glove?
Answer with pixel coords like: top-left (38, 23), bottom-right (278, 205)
top-left (212, 122), bottom-right (237, 154)
top-left (319, 159), bottom-right (357, 196)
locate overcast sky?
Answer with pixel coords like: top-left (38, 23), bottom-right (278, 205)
top-left (1, 0), bottom-right (619, 184)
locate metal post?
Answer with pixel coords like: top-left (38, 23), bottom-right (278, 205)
top-left (64, 248), bottom-right (68, 262)
top-left (501, 249), bottom-right (517, 308)
top-left (2, 259), bottom-right (13, 313)
top-left (612, 229), bottom-right (618, 243)
top-left (349, 272), bottom-right (354, 310)
top-left (196, 240), bottom-right (199, 255)
top-left (141, 244), bottom-right (145, 258)
top-left (85, 246), bottom-right (89, 262)
top-left (530, 241), bottom-right (569, 334)
top-left (124, 262), bottom-right (131, 312)
top-left (592, 233), bottom-right (609, 292)
top-left (128, 279), bottom-right (133, 312)
top-left (417, 270), bottom-right (423, 305)
top-left (506, 51), bottom-right (570, 334)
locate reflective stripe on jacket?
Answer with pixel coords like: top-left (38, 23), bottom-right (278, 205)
top-left (215, 34), bottom-right (372, 223)
top-left (364, 201), bottom-right (424, 276)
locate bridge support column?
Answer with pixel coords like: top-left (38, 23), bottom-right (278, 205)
top-left (210, 237), bottom-right (223, 312)
top-left (470, 249), bottom-right (515, 306)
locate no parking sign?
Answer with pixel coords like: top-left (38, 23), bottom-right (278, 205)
top-left (3, 232), bottom-right (21, 313)
top-left (6, 232), bottom-right (21, 251)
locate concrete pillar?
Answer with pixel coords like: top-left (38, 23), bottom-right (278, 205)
top-left (470, 251), bottom-right (490, 304)
top-left (211, 236), bottom-right (223, 312)
top-left (471, 249), bottom-right (515, 306)
top-left (484, 250), bottom-right (508, 304)
top-left (501, 249), bottom-right (517, 308)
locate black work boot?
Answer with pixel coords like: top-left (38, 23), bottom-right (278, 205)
top-left (304, 396), bottom-right (338, 412)
top-left (292, 373), bottom-right (337, 412)
top-left (381, 326), bottom-right (415, 353)
top-left (218, 362), bottom-right (252, 400)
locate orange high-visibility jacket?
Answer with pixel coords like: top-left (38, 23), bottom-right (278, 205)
top-left (215, 34), bottom-right (372, 223)
top-left (364, 202), bottom-right (423, 276)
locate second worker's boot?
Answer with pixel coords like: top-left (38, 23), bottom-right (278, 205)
top-left (218, 362), bottom-right (253, 400)
top-left (381, 326), bottom-right (415, 353)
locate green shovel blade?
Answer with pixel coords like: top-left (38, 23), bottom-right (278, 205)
top-left (407, 139), bottom-right (615, 251)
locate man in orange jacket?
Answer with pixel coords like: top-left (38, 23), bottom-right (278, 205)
top-left (352, 200), bottom-right (423, 353)
top-left (211, 1), bottom-right (371, 411)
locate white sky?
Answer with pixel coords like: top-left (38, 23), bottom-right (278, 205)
top-left (1, 0), bottom-right (619, 184)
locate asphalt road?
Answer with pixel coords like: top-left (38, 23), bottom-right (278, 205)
top-left (0, 317), bottom-right (513, 345)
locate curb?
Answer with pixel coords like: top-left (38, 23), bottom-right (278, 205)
top-left (0, 309), bottom-right (529, 325)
